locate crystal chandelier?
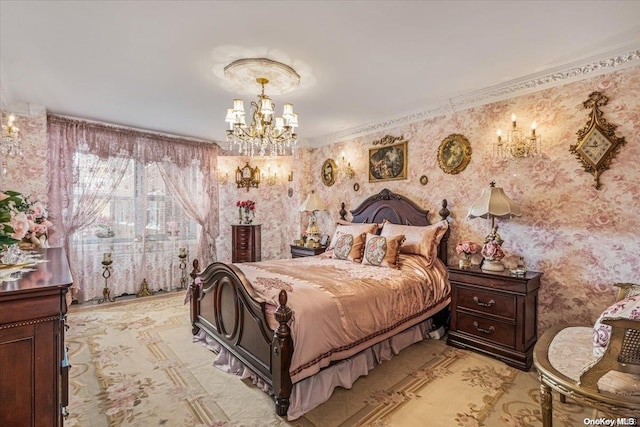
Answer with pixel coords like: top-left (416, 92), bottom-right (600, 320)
top-left (1, 113), bottom-right (22, 174)
top-left (493, 114), bottom-right (541, 159)
top-left (224, 58), bottom-right (299, 157)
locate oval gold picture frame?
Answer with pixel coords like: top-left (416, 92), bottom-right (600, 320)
top-left (321, 159), bottom-right (337, 186)
top-left (437, 134), bottom-right (472, 175)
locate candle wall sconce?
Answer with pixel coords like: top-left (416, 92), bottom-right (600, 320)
top-left (288, 171), bottom-right (293, 181)
top-left (236, 162), bottom-right (260, 191)
top-left (177, 247), bottom-right (188, 291)
top-left (98, 253), bottom-right (115, 304)
top-left (218, 171), bottom-right (229, 185)
top-left (266, 168), bottom-right (277, 186)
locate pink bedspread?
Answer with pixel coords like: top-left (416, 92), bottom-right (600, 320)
top-left (234, 253), bottom-right (450, 383)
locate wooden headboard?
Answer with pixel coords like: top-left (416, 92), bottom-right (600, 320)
top-left (348, 188), bottom-right (450, 264)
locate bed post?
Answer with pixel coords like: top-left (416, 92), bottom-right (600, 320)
top-left (189, 259), bottom-right (201, 335)
top-left (272, 290), bottom-right (293, 416)
top-left (439, 199), bottom-right (451, 265)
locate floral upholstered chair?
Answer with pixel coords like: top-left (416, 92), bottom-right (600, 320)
top-left (533, 283), bottom-right (640, 426)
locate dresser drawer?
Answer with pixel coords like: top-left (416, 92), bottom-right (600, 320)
top-left (456, 311), bottom-right (516, 348)
top-left (457, 286), bottom-right (516, 320)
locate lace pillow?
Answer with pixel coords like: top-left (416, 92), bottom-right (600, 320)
top-left (379, 219), bottom-right (449, 266)
top-left (593, 293), bottom-right (640, 357)
top-left (331, 232), bottom-right (366, 263)
top-left (361, 233), bottom-right (405, 268)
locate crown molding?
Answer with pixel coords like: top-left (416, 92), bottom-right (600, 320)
top-left (311, 45), bottom-right (640, 146)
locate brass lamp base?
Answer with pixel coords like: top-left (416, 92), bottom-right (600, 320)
top-left (481, 259), bottom-right (505, 272)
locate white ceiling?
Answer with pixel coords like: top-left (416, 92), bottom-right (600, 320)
top-left (1, 1), bottom-right (640, 145)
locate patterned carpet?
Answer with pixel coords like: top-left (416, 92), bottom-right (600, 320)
top-left (66, 293), bottom-right (599, 426)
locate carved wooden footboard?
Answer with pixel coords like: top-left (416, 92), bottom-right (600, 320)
top-left (189, 260), bottom-right (293, 415)
top-left (190, 189), bottom-right (451, 417)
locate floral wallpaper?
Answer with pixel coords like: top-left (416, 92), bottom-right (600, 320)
top-left (6, 64), bottom-right (639, 333)
top-left (1, 110), bottom-right (48, 201)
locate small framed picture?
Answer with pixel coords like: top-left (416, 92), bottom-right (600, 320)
top-left (320, 234), bottom-right (330, 247)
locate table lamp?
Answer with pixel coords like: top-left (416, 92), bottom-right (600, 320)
top-left (299, 190), bottom-right (326, 247)
top-left (467, 182), bottom-right (522, 271)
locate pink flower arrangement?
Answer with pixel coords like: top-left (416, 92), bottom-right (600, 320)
top-left (455, 241), bottom-right (480, 259)
top-left (0, 190), bottom-right (52, 247)
top-left (236, 200), bottom-right (256, 211)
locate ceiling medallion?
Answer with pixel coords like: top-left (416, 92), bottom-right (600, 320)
top-left (224, 58), bottom-right (300, 157)
top-left (569, 91), bottom-right (626, 190)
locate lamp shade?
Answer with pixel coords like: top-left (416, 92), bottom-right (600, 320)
top-left (300, 191), bottom-right (326, 212)
top-left (467, 183), bottom-right (522, 220)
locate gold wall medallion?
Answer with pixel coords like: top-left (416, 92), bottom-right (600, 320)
top-left (419, 175), bottom-right (428, 185)
top-left (570, 91), bottom-right (626, 190)
top-left (437, 134), bottom-right (472, 174)
top-left (353, 183), bottom-right (360, 192)
top-left (321, 158), bottom-right (337, 186)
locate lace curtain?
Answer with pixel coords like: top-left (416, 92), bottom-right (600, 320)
top-left (46, 115), bottom-right (219, 302)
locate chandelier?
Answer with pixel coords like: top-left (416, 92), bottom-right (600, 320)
top-left (224, 58), bottom-right (300, 157)
top-left (493, 114), bottom-right (541, 159)
top-left (1, 113), bottom-right (22, 174)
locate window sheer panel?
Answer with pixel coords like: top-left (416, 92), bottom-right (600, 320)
top-left (46, 115), bottom-right (219, 302)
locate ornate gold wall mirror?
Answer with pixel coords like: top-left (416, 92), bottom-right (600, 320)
top-left (236, 162), bottom-right (260, 191)
top-left (569, 92), bottom-right (626, 190)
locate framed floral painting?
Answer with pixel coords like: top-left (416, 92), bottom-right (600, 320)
top-left (368, 141), bottom-right (407, 182)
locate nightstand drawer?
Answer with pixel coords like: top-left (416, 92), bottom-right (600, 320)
top-left (457, 312), bottom-right (516, 348)
top-left (457, 287), bottom-right (516, 319)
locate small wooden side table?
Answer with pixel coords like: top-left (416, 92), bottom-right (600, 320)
top-left (290, 245), bottom-right (326, 258)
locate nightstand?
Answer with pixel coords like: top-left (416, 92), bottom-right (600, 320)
top-left (290, 245), bottom-right (326, 258)
top-left (446, 265), bottom-right (542, 371)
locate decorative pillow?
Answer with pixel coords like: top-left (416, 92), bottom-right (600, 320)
top-left (379, 219), bottom-right (449, 266)
top-left (593, 293), bottom-right (640, 357)
top-left (328, 223), bottom-right (378, 250)
top-left (361, 233), bottom-right (405, 268)
top-left (331, 232), bottom-right (366, 263)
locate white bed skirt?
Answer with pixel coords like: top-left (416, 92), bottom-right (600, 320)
top-left (194, 317), bottom-right (437, 420)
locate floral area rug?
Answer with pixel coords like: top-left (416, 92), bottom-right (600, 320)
top-left (66, 293), bottom-right (598, 427)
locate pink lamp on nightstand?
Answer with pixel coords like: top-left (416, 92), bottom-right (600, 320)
top-left (467, 182), bottom-right (522, 272)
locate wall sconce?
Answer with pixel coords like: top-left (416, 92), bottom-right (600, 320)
top-left (341, 155), bottom-right (355, 179)
top-left (267, 167), bottom-right (277, 186)
top-left (288, 171), bottom-right (293, 181)
top-left (235, 162), bottom-right (260, 191)
top-left (218, 171), bottom-right (229, 185)
top-left (493, 114), bottom-right (541, 159)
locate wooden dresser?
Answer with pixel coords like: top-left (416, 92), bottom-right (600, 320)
top-left (0, 248), bottom-right (73, 426)
top-left (232, 224), bottom-right (261, 263)
top-left (446, 265), bottom-right (542, 371)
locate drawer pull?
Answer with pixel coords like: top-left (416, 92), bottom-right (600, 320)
top-left (473, 296), bottom-right (495, 307)
top-left (473, 321), bottom-right (495, 335)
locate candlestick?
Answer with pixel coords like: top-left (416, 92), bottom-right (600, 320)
top-left (179, 247), bottom-right (186, 257)
top-left (98, 256), bottom-right (115, 304)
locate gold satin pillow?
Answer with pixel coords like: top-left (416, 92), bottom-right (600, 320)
top-left (331, 232), bottom-right (366, 263)
top-left (379, 219), bottom-right (448, 266)
top-left (362, 233), bottom-right (405, 268)
top-left (328, 223), bottom-right (378, 250)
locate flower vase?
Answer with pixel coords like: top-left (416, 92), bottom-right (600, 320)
top-left (459, 254), bottom-right (471, 269)
top-left (243, 209), bottom-right (254, 225)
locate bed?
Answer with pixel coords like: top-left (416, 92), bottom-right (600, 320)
top-left (189, 188), bottom-right (451, 419)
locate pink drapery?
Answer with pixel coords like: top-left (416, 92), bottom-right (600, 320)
top-left (46, 114), bottom-right (219, 301)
